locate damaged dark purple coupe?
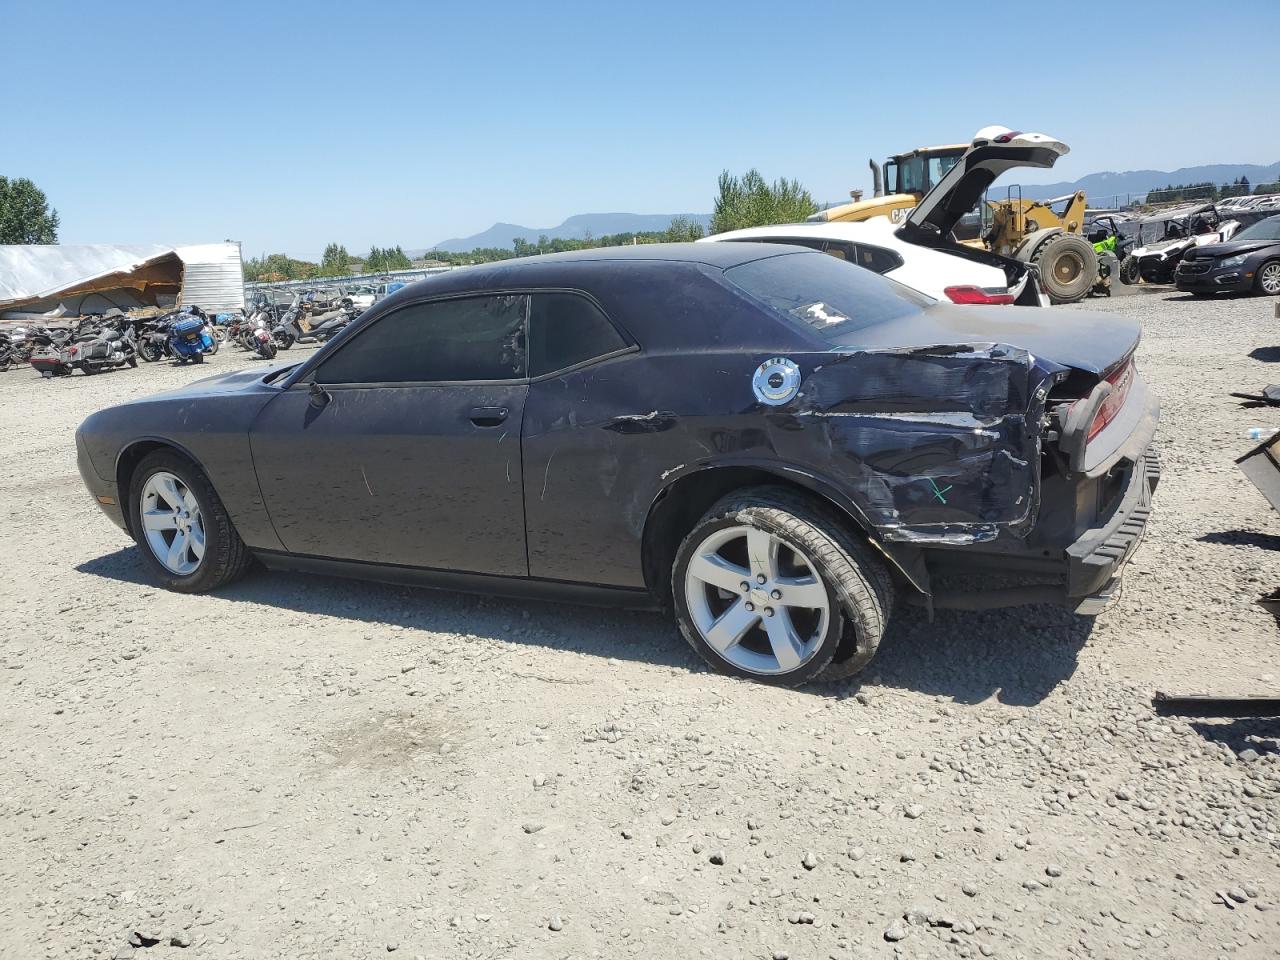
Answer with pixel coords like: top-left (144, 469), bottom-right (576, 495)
top-left (77, 243), bottom-right (1158, 685)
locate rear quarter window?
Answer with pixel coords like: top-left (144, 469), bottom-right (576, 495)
top-left (723, 250), bottom-right (931, 344)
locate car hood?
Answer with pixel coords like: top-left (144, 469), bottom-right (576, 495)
top-left (140, 363), bottom-right (298, 403)
top-left (842, 302), bottom-right (1137, 376)
top-left (1184, 238), bottom-right (1280, 259)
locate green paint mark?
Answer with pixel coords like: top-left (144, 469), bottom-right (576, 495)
top-left (928, 478), bottom-right (953, 504)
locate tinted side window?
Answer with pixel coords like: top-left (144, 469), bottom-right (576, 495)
top-left (316, 295), bottom-right (527, 384)
top-left (528, 293), bottom-right (627, 377)
top-left (850, 243), bottom-right (904, 274)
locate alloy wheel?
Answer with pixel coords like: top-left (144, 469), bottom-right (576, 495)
top-left (683, 525), bottom-right (830, 675)
top-left (1261, 263), bottom-right (1280, 295)
top-left (139, 471), bottom-right (205, 575)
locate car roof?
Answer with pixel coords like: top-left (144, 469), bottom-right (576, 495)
top-left (701, 219), bottom-right (906, 247)
top-left (489, 241), bottom-right (788, 269)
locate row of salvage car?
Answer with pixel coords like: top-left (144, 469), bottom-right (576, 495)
top-left (75, 126), bottom-right (1163, 686)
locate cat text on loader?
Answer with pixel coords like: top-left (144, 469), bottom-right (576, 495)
top-left (811, 127), bottom-right (1099, 303)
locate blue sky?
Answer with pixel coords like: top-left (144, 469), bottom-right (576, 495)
top-left (4, 0), bottom-right (1277, 259)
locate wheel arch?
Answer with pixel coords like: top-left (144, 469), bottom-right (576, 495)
top-left (640, 461), bottom-right (928, 607)
top-left (114, 437), bottom-right (210, 537)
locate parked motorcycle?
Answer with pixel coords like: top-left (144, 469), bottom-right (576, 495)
top-left (271, 295), bottom-right (356, 349)
top-left (164, 307), bottom-right (220, 364)
top-left (64, 317), bottom-right (139, 375)
top-left (136, 315), bottom-right (174, 362)
top-left (249, 324), bottom-right (278, 360)
top-left (27, 325), bottom-right (78, 377)
top-left (0, 329), bottom-right (16, 371)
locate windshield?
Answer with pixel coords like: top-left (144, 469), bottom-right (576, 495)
top-left (890, 152), bottom-right (960, 194)
top-left (723, 251), bottom-right (932, 345)
top-left (1231, 217), bottom-right (1280, 242)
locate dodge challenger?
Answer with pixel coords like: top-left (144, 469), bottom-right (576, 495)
top-left (77, 242), bottom-right (1159, 686)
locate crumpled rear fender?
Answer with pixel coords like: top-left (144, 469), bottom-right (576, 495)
top-left (773, 343), bottom-right (1060, 546)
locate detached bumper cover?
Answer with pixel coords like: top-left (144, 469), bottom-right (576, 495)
top-left (1066, 446), bottom-right (1160, 613)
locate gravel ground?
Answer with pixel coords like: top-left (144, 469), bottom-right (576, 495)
top-left (2, 292), bottom-right (1278, 960)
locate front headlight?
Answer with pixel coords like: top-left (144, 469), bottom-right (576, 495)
top-left (1217, 254), bottom-right (1247, 269)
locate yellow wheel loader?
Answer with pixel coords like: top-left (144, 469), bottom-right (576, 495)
top-left (811, 132), bottom-right (1099, 303)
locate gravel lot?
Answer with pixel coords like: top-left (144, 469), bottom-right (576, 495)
top-left (2, 291), bottom-right (1278, 960)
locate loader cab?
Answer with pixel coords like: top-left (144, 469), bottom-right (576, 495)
top-left (881, 145), bottom-right (967, 197)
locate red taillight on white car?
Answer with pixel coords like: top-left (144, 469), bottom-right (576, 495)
top-left (943, 285), bottom-right (1015, 305)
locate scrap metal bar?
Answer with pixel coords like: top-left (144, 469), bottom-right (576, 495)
top-left (1152, 692), bottom-right (1280, 718)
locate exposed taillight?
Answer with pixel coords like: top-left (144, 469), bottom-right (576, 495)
top-left (1065, 358), bottom-right (1135, 443)
top-left (1087, 359), bottom-right (1135, 440)
top-left (944, 285), bottom-right (1015, 305)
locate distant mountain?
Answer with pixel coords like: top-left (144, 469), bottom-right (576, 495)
top-left (1016, 161), bottom-right (1280, 203)
top-left (422, 212), bottom-right (713, 254)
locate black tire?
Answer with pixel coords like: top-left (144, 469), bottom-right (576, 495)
top-left (126, 353), bottom-right (138, 368)
top-left (1118, 255), bottom-right (1140, 285)
top-left (138, 343), bottom-right (161, 362)
top-left (1255, 259), bottom-right (1280, 297)
top-left (1029, 233), bottom-right (1098, 304)
top-left (191, 352), bottom-right (204, 364)
top-left (671, 486), bottom-right (894, 686)
top-left (127, 449), bottom-right (254, 593)
top-left (274, 331), bottom-right (295, 350)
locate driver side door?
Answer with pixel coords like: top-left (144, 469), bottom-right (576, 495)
top-left (249, 293), bottom-right (530, 576)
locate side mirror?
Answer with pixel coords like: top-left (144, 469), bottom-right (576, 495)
top-left (309, 381), bottom-right (331, 409)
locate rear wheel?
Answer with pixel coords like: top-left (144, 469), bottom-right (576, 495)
top-left (1256, 260), bottom-right (1280, 296)
top-left (1030, 233), bottom-right (1098, 303)
top-left (1119, 255), bottom-right (1140, 285)
top-left (672, 487), bottom-right (893, 686)
top-left (127, 450), bottom-right (254, 593)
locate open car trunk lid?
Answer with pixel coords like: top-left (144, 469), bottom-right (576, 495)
top-left (893, 127), bottom-right (1070, 304)
top-left (901, 127), bottom-right (1070, 237)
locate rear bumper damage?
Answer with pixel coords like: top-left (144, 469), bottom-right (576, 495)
top-left (1064, 446), bottom-right (1160, 613)
top-left (915, 444), bottom-right (1159, 614)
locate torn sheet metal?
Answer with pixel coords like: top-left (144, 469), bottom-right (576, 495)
top-left (0, 241), bottom-right (244, 316)
top-left (785, 343), bottom-right (1054, 545)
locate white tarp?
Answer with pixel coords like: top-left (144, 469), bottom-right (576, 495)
top-left (0, 241), bottom-right (244, 314)
top-left (0, 243), bottom-right (172, 306)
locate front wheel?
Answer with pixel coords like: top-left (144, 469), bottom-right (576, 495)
top-left (127, 450), bottom-right (254, 593)
top-left (672, 487), bottom-right (893, 686)
top-left (1030, 233), bottom-right (1098, 303)
top-left (1118, 255), bottom-right (1140, 285)
top-left (1256, 260), bottom-right (1280, 296)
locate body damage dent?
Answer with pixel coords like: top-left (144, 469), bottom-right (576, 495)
top-left (788, 343), bottom-right (1056, 546)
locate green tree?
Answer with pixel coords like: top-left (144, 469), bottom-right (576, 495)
top-left (365, 245), bottom-right (412, 273)
top-left (320, 242), bottom-right (351, 276)
top-left (664, 216), bottom-right (705, 242)
top-left (710, 169), bottom-right (816, 235)
top-left (0, 176), bottom-right (59, 243)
